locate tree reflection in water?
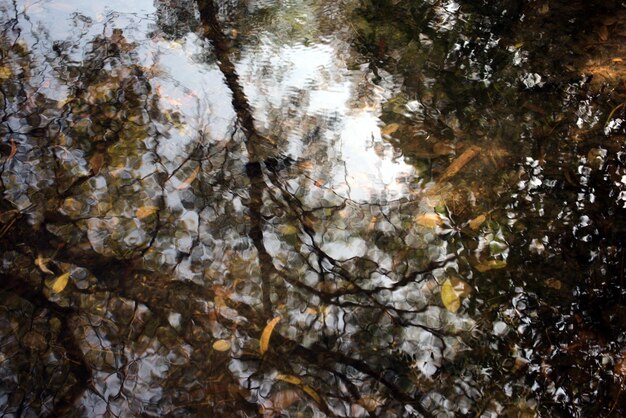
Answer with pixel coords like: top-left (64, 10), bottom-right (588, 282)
top-left (0, 0), bottom-right (625, 417)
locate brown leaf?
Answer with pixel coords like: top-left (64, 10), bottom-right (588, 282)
top-left (415, 213), bottom-right (443, 228)
top-left (260, 316), bottom-right (281, 355)
top-left (381, 123), bottom-right (400, 136)
top-left (8, 139), bottom-right (16, 160)
top-left (544, 278), bottom-right (562, 290)
top-left (615, 352), bottom-right (626, 377)
top-left (433, 142), bottom-right (455, 156)
top-left (136, 206), bottom-right (159, 220)
top-left (598, 25), bottom-right (609, 42)
top-left (176, 165), bottom-right (200, 190)
top-left (268, 389), bottom-right (301, 411)
top-left (437, 145), bottom-right (481, 184)
top-left (89, 152), bottom-right (105, 173)
top-left (468, 213), bottom-right (486, 230)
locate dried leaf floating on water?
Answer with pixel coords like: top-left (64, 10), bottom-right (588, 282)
top-left (51, 272), bottom-right (70, 293)
top-left (260, 316), bottom-right (281, 355)
top-left (176, 165), bottom-right (200, 190)
top-left (212, 339), bottom-right (231, 352)
top-left (441, 277), bottom-right (472, 313)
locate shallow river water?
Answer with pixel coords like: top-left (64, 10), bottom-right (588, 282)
top-left (0, 0), bottom-right (625, 417)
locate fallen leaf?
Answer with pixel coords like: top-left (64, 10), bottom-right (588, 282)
top-left (358, 396), bottom-right (383, 412)
top-left (0, 66), bottom-right (11, 80)
top-left (89, 152), bottom-right (105, 173)
top-left (415, 213), bottom-right (442, 228)
top-left (51, 272), bottom-right (70, 293)
top-left (441, 278), bottom-right (461, 313)
top-left (615, 352), bottom-right (626, 377)
top-left (260, 316), bottom-right (281, 355)
top-left (612, 58), bottom-right (624, 64)
top-left (474, 259), bottom-right (507, 272)
top-left (437, 145), bottom-right (481, 184)
top-left (468, 213), bottom-right (486, 230)
top-left (212, 339), bottom-right (231, 352)
top-left (380, 123), bottom-right (400, 136)
top-left (136, 206), bottom-right (159, 219)
top-left (35, 256), bottom-right (54, 275)
top-left (279, 224), bottom-right (299, 235)
top-left (276, 374), bottom-right (302, 385)
top-left (8, 140), bottom-right (16, 160)
top-left (176, 165), bottom-right (200, 190)
top-left (433, 142), bottom-right (455, 156)
top-left (268, 389), bottom-right (301, 411)
top-left (598, 25), bottom-right (609, 42)
top-left (302, 385), bottom-right (322, 404)
top-left (544, 278), bottom-right (562, 290)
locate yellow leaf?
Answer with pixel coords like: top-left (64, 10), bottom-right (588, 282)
top-left (51, 272), bottom-right (70, 293)
top-left (136, 206), bottom-right (159, 219)
top-left (0, 66), bottom-right (12, 80)
top-left (276, 374), bottom-right (302, 385)
top-left (279, 224), bottom-right (299, 235)
top-left (441, 278), bottom-right (461, 313)
top-left (415, 213), bottom-right (442, 228)
top-left (260, 316), bottom-right (281, 355)
top-left (468, 213), bottom-right (486, 230)
top-left (302, 385), bottom-right (322, 405)
top-left (474, 259), bottom-right (507, 272)
top-left (212, 339), bottom-right (231, 352)
top-left (176, 165), bottom-right (200, 190)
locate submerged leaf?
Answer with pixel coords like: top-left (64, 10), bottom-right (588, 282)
top-left (474, 259), bottom-right (507, 272)
top-left (276, 374), bottom-right (302, 385)
top-left (51, 272), bottom-right (70, 293)
top-left (441, 278), bottom-right (461, 313)
top-left (468, 213), bottom-right (487, 230)
top-left (136, 206), bottom-right (159, 219)
top-left (176, 165), bottom-right (200, 190)
top-left (302, 385), bottom-right (322, 404)
top-left (381, 123), bottom-right (400, 136)
top-left (35, 256), bottom-right (54, 275)
top-left (415, 213), bottom-right (442, 228)
top-left (260, 316), bottom-right (281, 355)
top-left (89, 152), bottom-right (105, 173)
top-left (8, 140), bottom-right (16, 160)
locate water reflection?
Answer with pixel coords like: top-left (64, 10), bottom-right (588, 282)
top-left (1, 0), bottom-right (625, 417)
